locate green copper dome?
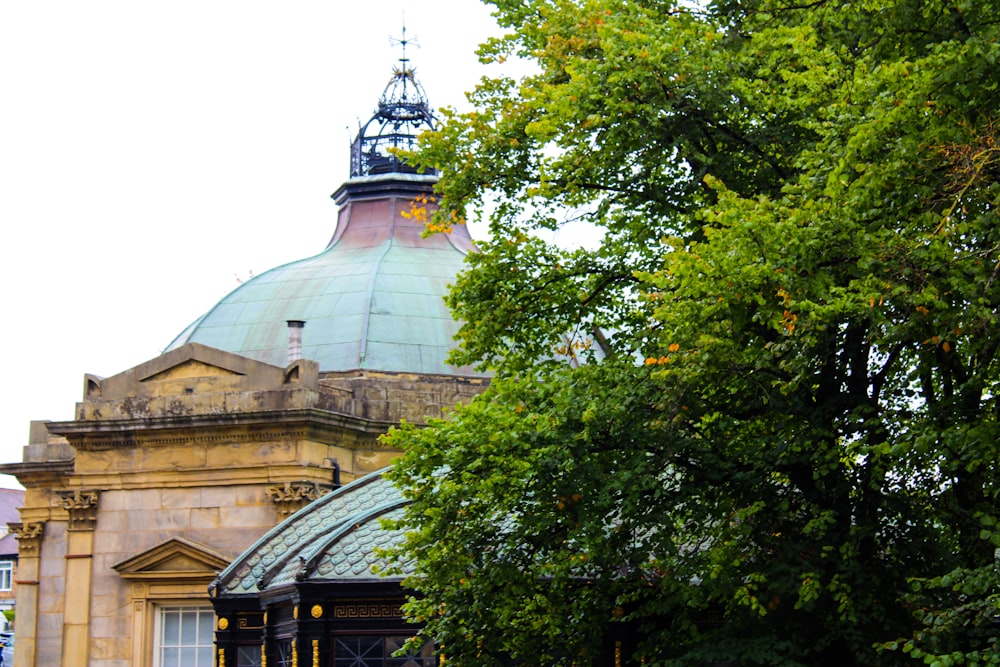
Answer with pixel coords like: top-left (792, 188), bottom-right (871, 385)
top-left (166, 173), bottom-right (479, 376)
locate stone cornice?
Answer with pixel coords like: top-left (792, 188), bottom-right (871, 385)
top-left (0, 460), bottom-right (75, 482)
top-left (65, 463), bottom-right (351, 492)
top-left (46, 408), bottom-right (396, 451)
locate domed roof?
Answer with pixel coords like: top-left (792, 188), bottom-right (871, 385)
top-left (166, 174), bottom-right (478, 375)
top-left (166, 59), bottom-right (484, 378)
top-left (214, 469), bottom-right (409, 596)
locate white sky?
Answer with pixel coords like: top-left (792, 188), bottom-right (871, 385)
top-left (0, 1), bottom-right (508, 489)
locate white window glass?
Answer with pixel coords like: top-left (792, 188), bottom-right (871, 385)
top-left (155, 606), bottom-right (214, 667)
top-left (0, 561), bottom-right (12, 591)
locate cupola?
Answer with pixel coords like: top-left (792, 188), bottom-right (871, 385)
top-left (350, 28), bottom-right (435, 179)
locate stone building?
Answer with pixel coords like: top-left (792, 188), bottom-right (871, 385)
top-left (0, 488), bottom-right (25, 626)
top-left (0, 56), bottom-right (488, 667)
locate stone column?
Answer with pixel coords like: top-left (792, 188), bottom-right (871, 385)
top-left (11, 522), bottom-right (44, 667)
top-left (57, 491), bottom-right (99, 667)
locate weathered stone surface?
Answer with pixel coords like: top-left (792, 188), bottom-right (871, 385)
top-left (190, 507), bottom-right (222, 530)
top-left (89, 587), bottom-right (126, 619)
top-left (99, 488), bottom-right (161, 512)
top-left (353, 449), bottom-right (401, 473)
top-left (87, 633), bottom-right (130, 662)
top-left (219, 505), bottom-right (273, 528)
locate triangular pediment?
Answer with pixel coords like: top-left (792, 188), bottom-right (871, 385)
top-left (113, 537), bottom-right (232, 582)
top-left (141, 359), bottom-right (243, 383)
top-left (84, 343), bottom-right (317, 401)
top-left (135, 343), bottom-right (263, 383)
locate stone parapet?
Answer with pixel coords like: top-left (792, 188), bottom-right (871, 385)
top-left (319, 370), bottom-right (488, 424)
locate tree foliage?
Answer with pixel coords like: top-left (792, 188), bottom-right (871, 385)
top-left (386, 0), bottom-right (1000, 664)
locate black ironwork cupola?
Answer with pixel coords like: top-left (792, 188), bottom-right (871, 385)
top-left (350, 28), bottom-right (436, 177)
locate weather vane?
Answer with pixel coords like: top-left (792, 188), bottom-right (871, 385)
top-left (389, 20), bottom-right (420, 74)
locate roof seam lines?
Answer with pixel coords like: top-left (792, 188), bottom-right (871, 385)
top-left (212, 472), bottom-right (388, 588)
top-left (358, 237), bottom-right (394, 367)
top-left (300, 498), bottom-right (410, 579)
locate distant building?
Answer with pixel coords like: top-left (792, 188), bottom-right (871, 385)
top-left (1, 52), bottom-right (489, 667)
top-left (0, 488), bottom-right (24, 628)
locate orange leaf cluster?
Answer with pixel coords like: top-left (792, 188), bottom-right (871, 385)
top-left (401, 193), bottom-right (466, 235)
top-left (781, 310), bottom-right (797, 334)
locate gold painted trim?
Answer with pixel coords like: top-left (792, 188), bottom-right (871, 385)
top-left (238, 616), bottom-right (264, 630)
top-left (332, 601), bottom-right (403, 619)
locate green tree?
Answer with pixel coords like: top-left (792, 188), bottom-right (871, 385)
top-left (386, 1), bottom-right (1000, 665)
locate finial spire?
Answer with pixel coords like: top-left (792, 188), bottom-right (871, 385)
top-left (349, 22), bottom-right (435, 178)
top-left (389, 21), bottom-right (418, 74)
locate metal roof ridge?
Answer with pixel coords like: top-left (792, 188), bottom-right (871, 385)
top-left (358, 237), bottom-right (394, 369)
top-left (254, 514), bottom-right (357, 591)
top-left (212, 469), bottom-right (392, 593)
top-left (297, 498), bottom-right (410, 584)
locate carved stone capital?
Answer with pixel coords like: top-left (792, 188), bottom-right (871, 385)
top-left (58, 490), bottom-right (100, 530)
top-left (11, 522), bottom-right (45, 554)
top-left (265, 482), bottom-right (327, 519)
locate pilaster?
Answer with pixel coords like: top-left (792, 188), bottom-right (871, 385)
top-left (57, 490), bottom-right (99, 667)
top-left (11, 521), bottom-right (44, 667)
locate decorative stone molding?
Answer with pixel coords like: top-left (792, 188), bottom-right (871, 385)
top-left (58, 490), bottom-right (100, 530)
top-left (265, 482), bottom-right (327, 519)
top-left (11, 522), bottom-right (44, 554)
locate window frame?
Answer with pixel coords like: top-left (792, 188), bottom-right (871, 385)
top-left (0, 560), bottom-right (12, 591)
top-left (332, 633), bottom-right (436, 667)
top-left (152, 604), bottom-right (216, 667)
top-left (236, 643), bottom-right (263, 667)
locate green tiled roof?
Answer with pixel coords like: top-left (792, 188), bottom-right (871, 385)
top-left (166, 174), bottom-right (486, 377)
top-left (214, 469), bottom-right (410, 596)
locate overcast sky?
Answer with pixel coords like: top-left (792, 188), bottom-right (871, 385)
top-left (0, 1), bottom-right (508, 488)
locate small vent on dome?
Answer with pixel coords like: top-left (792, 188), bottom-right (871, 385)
top-left (287, 320), bottom-right (306, 364)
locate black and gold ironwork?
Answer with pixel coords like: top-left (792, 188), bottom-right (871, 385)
top-left (349, 26), bottom-right (435, 178)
